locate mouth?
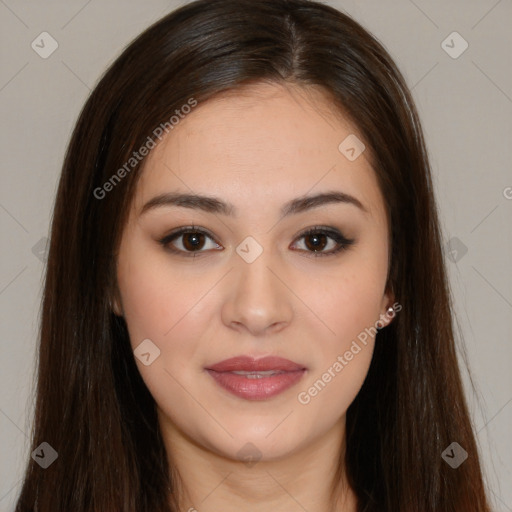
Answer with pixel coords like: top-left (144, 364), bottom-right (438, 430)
top-left (205, 356), bottom-right (307, 400)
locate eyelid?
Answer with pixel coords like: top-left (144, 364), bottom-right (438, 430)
top-left (158, 225), bottom-right (221, 257)
top-left (292, 226), bottom-right (355, 257)
top-left (158, 224), bottom-right (355, 258)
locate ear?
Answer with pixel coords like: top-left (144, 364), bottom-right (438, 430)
top-left (376, 288), bottom-right (397, 329)
top-left (109, 286), bottom-right (124, 317)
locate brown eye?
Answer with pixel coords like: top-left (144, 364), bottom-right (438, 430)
top-left (158, 226), bottom-right (222, 257)
top-left (303, 232), bottom-right (329, 252)
top-left (159, 225), bottom-right (355, 259)
top-left (181, 232), bottom-right (207, 251)
top-left (291, 227), bottom-right (355, 257)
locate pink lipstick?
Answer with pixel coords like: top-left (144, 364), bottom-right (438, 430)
top-left (205, 356), bottom-right (306, 400)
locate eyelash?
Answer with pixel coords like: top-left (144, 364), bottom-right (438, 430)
top-left (158, 225), bottom-right (355, 259)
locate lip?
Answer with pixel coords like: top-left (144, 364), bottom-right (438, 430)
top-left (206, 355), bottom-right (306, 372)
top-left (205, 356), bottom-right (307, 400)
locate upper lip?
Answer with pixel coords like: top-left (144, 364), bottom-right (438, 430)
top-left (205, 356), bottom-right (306, 372)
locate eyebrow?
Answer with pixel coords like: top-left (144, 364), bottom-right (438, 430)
top-left (139, 190), bottom-right (369, 218)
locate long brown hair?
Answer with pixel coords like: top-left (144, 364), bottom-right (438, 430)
top-left (15, 0), bottom-right (491, 510)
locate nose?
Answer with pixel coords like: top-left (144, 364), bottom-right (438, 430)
top-left (221, 250), bottom-right (294, 337)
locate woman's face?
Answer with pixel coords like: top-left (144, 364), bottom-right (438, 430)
top-left (114, 82), bottom-right (394, 462)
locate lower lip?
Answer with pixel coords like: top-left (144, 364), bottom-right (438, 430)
top-left (205, 369), bottom-right (306, 400)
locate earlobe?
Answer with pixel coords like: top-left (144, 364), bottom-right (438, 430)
top-left (111, 300), bottom-right (123, 317)
top-left (110, 288), bottom-right (124, 317)
top-left (377, 290), bottom-right (396, 329)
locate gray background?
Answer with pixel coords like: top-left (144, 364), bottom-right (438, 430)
top-left (1, 0), bottom-right (511, 510)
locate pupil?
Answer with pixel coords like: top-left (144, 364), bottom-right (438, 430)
top-left (184, 232), bottom-right (204, 251)
top-left (306, 233), bottom-right (326, 251)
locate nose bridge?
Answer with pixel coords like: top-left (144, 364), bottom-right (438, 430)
top-left (236, 249), bottom-right (277, 297)
top-left (222, 238), bottom-right (292, 334)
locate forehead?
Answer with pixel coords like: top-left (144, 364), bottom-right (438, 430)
top-left (131, 82), bottom-right (385, 222)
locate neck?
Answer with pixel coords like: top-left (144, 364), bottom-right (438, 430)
top-left (160, 413), bottom-right (358, 512)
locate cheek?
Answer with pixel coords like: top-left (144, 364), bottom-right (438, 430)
top-left (117, 243), bottom-right (210, 347)
top-left (309, 257), bottom-right (388, 352)
top-left (116, 244), bottom-right (227, 399)
top-left (293, 293), bottom-right (379, 430)
top-left (293, 251), bottom-right (387, 414)
top-left (116, 252), bottom-right (217, 421)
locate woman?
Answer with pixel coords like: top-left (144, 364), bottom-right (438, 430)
top-left (14, 0), bottom-right (491, 510)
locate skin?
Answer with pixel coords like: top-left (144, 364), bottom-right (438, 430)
top-left (113, 82), bottom-right (395, 512)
